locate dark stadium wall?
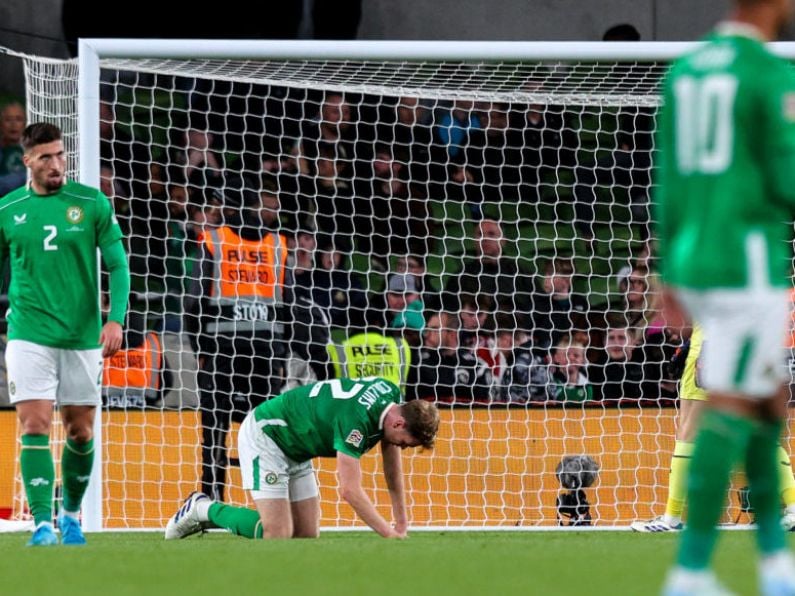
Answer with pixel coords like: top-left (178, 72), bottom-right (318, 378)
top-left (0, 0), bottom-right (738, 98)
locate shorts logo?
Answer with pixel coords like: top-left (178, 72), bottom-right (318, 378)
top-left (8, 382), bottom-right (15, 396)
top-left (345, 429), bottom-right (363, 448)
top-left (264, 472), bottom-right (278, 485)
top-left (66, 206), bottom-right (84, 224)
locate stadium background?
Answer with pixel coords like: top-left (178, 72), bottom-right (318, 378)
top-left (1, 0), bottom-right (729, 100)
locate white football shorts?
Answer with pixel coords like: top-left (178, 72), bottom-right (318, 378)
top-left (237, 410), bottom-right (319, 502)
top-left (6, 339), bottom-right (103, 406)
top-left (677, 288), bottom-right (790, 398)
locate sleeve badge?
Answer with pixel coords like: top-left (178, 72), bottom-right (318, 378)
top-left (345, 429), bottom-right (364, 448)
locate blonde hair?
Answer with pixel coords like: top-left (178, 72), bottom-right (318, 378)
top-left (401, 400), bottom-right (440, 449)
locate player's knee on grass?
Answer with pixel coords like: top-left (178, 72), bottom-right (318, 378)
top-left (291, 499), bottom-right (320, 538)
top-left (255, 498), bottom-right (293, 539)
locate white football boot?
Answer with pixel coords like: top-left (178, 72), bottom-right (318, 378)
top-left (164, 491), bottom-right (212, 540)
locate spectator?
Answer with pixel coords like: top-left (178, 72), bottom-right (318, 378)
top-left (517, 96), bottom-right (575, 204)
top-left (290, 91), bottom-right (360, 177)
top-left (589, 316), bottom-right (645, 401)
top-left (169, 124), bottom-right (224, 189)
top-left (290, 227), bottom-right (317, 303)
top-left (99, 99), bottom-right (148, 198)
top-left (377, 96), bottom-right (434, 184)
top-left (458, 292), bottom-right (495, 351)
top-left (529, 258), bottom-right (589, 351)
top-left (493, 323), bottom-right (549, 404)
top-left (602, 23), bottom-right (642, 41)
top-left (99, 160), bottom-right (131, 238)
top-left (407, 311), bottom-right (492, 403)
top-left (162, 170), bottom-right (198, 332)
top-left (360, 144), bottom-right (432, 264)
top-left (547, 336), bottom-right (593, 402)
top-left (444, 218), bottom-right (530, 328)
top-left (394, 254), bottom-right (438, 306)
top-left (466, 102), bottom-right (523, 203)
top-left (432, 100), bottom-right (482, 164)
top-left (127, 160), bottom-right (170, 310)
top-left (303, 141), bottom-right (357, 252)
top-left (609, 263), bottom-right (661, 339)
top-left (310, 233), bottom-right (368, 331)
top-left (0, 101), bottom-right (25, 176)
top-left (374, 272), bottom-right (424, 332)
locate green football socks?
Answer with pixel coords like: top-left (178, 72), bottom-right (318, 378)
top-left (61, 437), bottom-right (95, 515)
top-left (20, 434), bottom-right (55, 526)
top-left (208, 502), bottom-right (264, 539)
top-left (746, 421), bottom-right (786, 555)
top-left (677, 410), bottom-right (754, 570)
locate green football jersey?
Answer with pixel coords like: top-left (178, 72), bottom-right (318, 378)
top-left (655, 25), bottom-right (795, 289)
top-left (253, 377), bottom-right (403, 462)
top-left (0, 179), bottom-right (123, 349)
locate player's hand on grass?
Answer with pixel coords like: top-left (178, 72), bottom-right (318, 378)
top-left (100, 321), bottom-right (123, 358)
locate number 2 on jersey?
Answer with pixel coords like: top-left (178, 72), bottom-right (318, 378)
top-left (309, 379), bottom-right (364, 400)
top-left (43, 225), bottom-right (58, 251)
top-left (674, 74), bottom-right (738, 174)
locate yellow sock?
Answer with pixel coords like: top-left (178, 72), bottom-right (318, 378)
top-left (777, 444), bottom-right (795, 509)
top-left (664, 441), bottom-right (693, 520)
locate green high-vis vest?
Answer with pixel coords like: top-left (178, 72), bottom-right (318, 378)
top-left (327, 332), bottom-right (411, 389)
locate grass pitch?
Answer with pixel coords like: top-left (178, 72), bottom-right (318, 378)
top-left (0, 529), bottom-right (775, 596)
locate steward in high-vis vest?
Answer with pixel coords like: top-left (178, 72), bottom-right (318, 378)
top-left (327, 332), bottom-right (411, 390)
top-left (102, 330), bottom-right (168, 408)
top-left (102, 311), bottom-right (172, 408)
top-left (184, 179), bottom-right (289, 501)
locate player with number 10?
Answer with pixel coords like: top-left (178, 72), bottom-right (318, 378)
top-left (656, 0), bottom-right (795, 594)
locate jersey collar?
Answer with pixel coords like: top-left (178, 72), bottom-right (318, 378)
top-left (714, 21), bottom-right (765, 41)
top-left (379, 402), bottom-right (396, 430)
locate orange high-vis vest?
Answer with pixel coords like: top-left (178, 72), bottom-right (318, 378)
top-left (102, 331), bottom-right (163, 400)
top-left (203, 227), bottom-right (288, 333)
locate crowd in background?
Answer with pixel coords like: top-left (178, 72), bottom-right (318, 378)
top-left (0, 80), bottom-right (682, 407)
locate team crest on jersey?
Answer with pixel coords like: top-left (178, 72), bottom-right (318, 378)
top-left (264, 472), bottom-right (278, 485)
top-left (66, 206), bottom-right (84, 224)
top-left (345, 429), bottom-right (364, 448)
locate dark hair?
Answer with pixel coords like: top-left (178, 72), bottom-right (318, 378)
top-left (21, 122), bottom-right (62, 152)
top-left (602, 23), bottom-right (641, 41)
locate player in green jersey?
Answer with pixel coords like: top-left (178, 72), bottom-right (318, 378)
top-left (656, 1), bottom-right (795, 594)
top-left (0, 123), bottom-right (130, 547)
top-left (165, 377), bottom-right (439, 540)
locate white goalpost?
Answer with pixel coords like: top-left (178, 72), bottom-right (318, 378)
top-left (4, 38), bottom-right (793, 531)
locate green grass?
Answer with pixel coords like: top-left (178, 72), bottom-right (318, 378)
top-left (0, 530), bottom-right (781, 596)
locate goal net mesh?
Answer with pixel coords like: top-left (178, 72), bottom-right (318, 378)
top-left (4, 46), bottom-right (758, 529)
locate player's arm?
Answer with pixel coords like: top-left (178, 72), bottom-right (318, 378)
top-left (336, 451), bottom-right (402, 538)
top-left (381, 440), bottom-right (408, 537)
top-left (100, 238), bottom-right (129, 357)
top-left (764, 66), bottom-right (795, 209)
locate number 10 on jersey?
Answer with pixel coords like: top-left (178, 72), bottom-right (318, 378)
top-left (674, 74), bottom-right (738, 174)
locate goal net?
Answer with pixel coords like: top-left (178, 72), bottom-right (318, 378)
top-left (2, 40), bottom-right (769, 529)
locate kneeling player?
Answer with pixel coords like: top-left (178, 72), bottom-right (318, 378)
top-left (165, 377), bottom-right (439, 539)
